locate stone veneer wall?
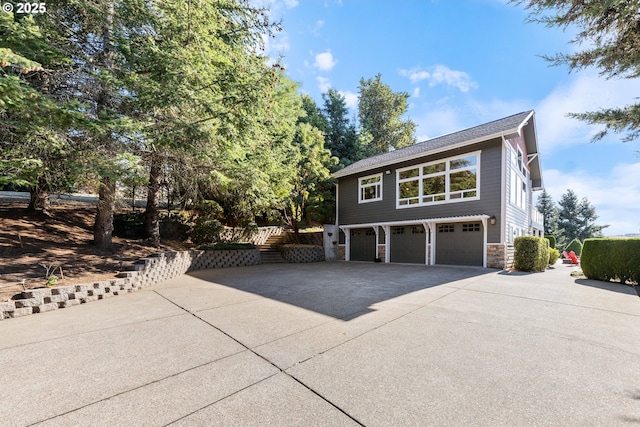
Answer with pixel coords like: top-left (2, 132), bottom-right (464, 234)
top-left (0, 249), bottom-right (261, 321)
top-left (280, 245), bottom-right (324, 263)
top-left (487, 244), bottom-right (507, 269)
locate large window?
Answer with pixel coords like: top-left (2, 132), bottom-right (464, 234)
top-left (397, 152), bottom-right (479, 208)
top-left (358, 173), bottom-right (382, 203)
top-left (510, 146), bottom-right (527, 210)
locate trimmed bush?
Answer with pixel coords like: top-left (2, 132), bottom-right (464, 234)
top-left (581, 238), bottom-right (640, 284)
top-left (548, 247), bottom-right (560, 265)
top-left (545, 235), bottom-right (556, 249)
top-left (514, 236), bottom-right (550, 272)
top-left (565, 238), bottom-right (583, 256)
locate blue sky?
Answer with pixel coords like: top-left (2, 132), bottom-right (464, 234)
top-left (258, 0), bottom-right (640, 236)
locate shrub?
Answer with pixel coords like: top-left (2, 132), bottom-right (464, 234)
top-left (514, 236), bottom-right (550, 272)
top-left (565, 238), bottom-right (583, 256)
top-left (190, 217), bottom-right (224, 245)
top-left (548, 247), bottom-right (560, 265)
top-left (113, 212), bottom-right (145, 238)
top-left (545, 235), bottom-right (556, 249)
top-left (581, 238), bottom-right (640, 284)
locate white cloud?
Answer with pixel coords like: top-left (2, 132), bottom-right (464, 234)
top-left (414, 105), bottom-right (464, 141)
top-left (339, 90), bottom-right (359, 109)
top-left (540, 163), bottom-right (640, 236)
top-left (412, 87), bottom-right (421, 98)
top-left (317, 76), bottom-right (331, 93)
top-left (251, 0), bottom-right (298, 11)
top-left (535, 72), bottom-right (640, 154)
top-left (251, 0), bottom-right (297, 62)
top-left (400, 65), bottom-right (478, 93)
top-left (264, 32), bottom-right (290, 54)
top-left (413, 97), bottom-right (528, 141)
top-left (314, 51), bottom-right (337, 71)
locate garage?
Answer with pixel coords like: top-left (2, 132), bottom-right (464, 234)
top-left (435, 222), bottom-right (483, 266)
top-left (390, 225), bottom-right (426, 263)
top-left (349, 228), bottom-right (377, 262)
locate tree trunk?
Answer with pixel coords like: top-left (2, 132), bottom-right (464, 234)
top-left (28, 178), bottom-right (50, 215)
top-left (93, 1), bottom-right (115, 250)
top-left (144, 156), bottom-right (162, 244)
top-left (94, 176), bottom-right (116, 249)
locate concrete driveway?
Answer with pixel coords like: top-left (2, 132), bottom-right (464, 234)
top-left (1, 262), bottom-right (639, 426)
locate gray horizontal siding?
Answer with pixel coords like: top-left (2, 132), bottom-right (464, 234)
top-left (338, 138), bottom-right (503, 243)
top-left (504, 141), bottom-right (530, 241)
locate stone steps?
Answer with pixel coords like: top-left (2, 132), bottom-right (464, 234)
top-left (260, 250), bottom-right (286, 264)
top-left (259, 229), bottom-right (288, 264)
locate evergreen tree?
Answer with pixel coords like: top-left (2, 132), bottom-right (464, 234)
top-left (536, 189), bottom-right (558, 237)
top-left (576, 196), bottom-right (609, 240)
top-left (114, 0), bottom-right (282, 242)
top-left (322, 88), bottom-right (359, 169)
top-left (300, 94), bottom-right (328, 133)
top-left (0, 12), bottom-right (88, 213)
top-left (515, 0), bottom-right (640, 143)
top-left (358, 73), bottom-right (416, 155)
top-left (557, 189), bottom-right (608, 246)
top-left (284, 122), bottom-right (337, 240)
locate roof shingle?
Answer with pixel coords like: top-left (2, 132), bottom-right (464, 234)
top-left (333, 110), bottom-right (534, 178)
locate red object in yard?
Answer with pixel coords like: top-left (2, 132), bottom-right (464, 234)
top-left (568, 251), bottom-right (580, 265)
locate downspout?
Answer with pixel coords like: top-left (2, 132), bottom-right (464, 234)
top-left (335, 182), bottom-right (339, 227)
top-left (481, 217), bottom-right (488, 268)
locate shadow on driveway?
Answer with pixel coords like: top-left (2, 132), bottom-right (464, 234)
top-left (574, 277), bottom-right (639, 297)
top-left (186, 262), bottom-right (492, 321)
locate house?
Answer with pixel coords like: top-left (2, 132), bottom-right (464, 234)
top-left (331, 110), bottom-right (544, 269)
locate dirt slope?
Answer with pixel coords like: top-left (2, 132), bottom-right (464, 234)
top-left (0, 199), bottom-right (187, 302)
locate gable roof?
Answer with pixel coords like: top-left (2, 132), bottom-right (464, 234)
top-left (333, 110), bottom-right (538, 180)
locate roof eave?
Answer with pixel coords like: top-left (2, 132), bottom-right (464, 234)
top-left (332, 128), bottom-right (520, 179)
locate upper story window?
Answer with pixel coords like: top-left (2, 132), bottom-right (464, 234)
top-left (397, 152), bottom-right (479, 208)
top-left (510, 146), bottom-right (528, 210)
top-left (516, 146), bottom-right (528, 177)
top-left (358, 173), bottom-right (383, 203)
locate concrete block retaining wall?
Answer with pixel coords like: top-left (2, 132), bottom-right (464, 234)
top-left (280, 245), bottom-right (324, 263)
top-left (0, 249), bottom-right (261, 321)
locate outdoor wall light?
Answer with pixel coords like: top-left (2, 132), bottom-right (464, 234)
top-left (490, 215), bottom-right (497, 225)
top-left (385, 170), bottom-right (391, 175)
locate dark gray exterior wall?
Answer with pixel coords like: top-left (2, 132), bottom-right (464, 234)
top-left (337, 138), bottom-right (503, 244)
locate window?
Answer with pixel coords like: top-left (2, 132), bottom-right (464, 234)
top-left (462, 223), bottom-right (480, 232)
top-left (358, 173), bottom-right (382, 203)
top-left (510, 146), bottom-right (528, 211)
top-left (517, 146), bottom-right (528, 176)
top-left (438, 224), bottom-right (454, 233)
top-left (411, 226), bottom-right (425, 234)
top-left (397, 152), bottom-right (479, 208)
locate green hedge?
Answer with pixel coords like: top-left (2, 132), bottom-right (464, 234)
top-left (545, 235), bottom-right (556, 249)
top-left (581, 238), bottom-right (640, 284)
top-left (514, 236), bottom-right (550, 272)
top-left (565, 238), bottom-right (583, 256)
top-left (548, 247), bottom-right (560, 265)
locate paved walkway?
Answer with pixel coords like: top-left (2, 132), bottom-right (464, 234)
top-left (1, 262), bottom-right (639, 426)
